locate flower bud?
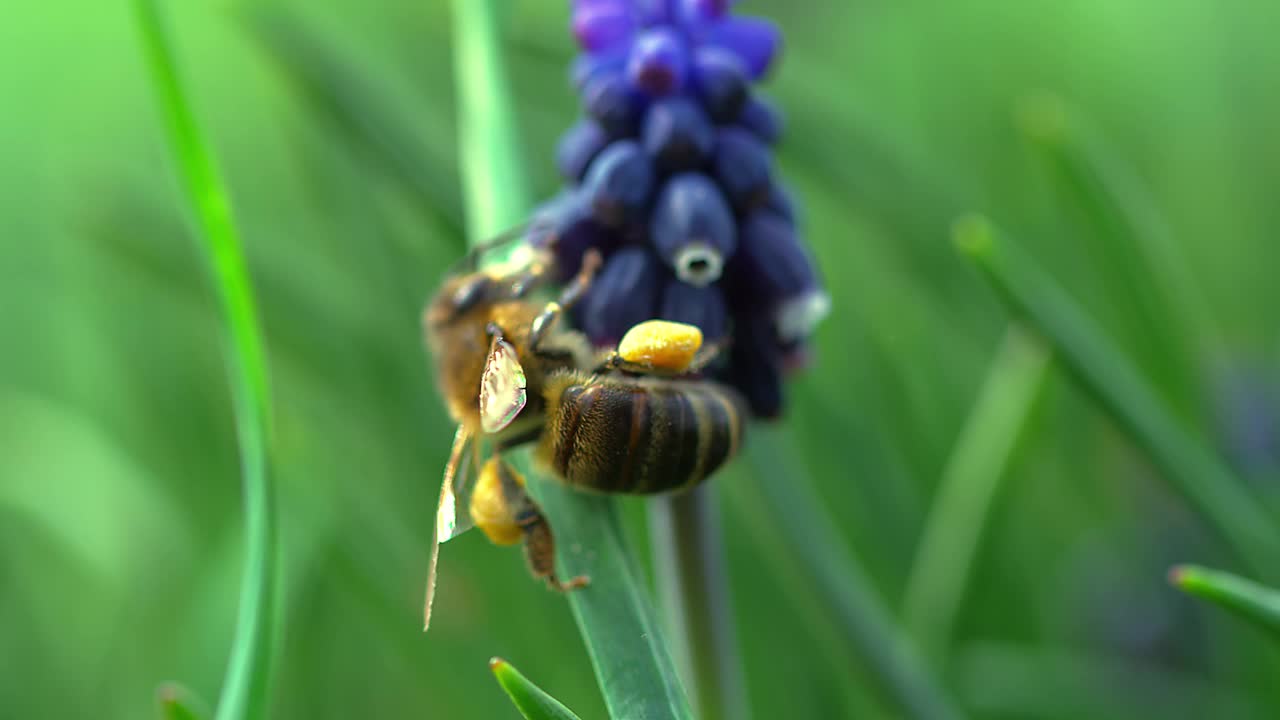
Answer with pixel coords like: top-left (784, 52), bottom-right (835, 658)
top-left (730, 211), bottom-right (829, 341)
top-left (572, 2), bottom-right (636, 53)
top-left (578, 246), bottom-right (662, 346)
top-left (706, 16), bottom-right (781, 79)
top-left (583, 140), bottom-right (655, 227)
top-left (726, 313), bottom-right (784, 418)
top-left (556, 120), bottom-right (609, 182)
top-left (713, 127), bottom-right (772, 212)
top-left (627, 28), bottom-right (688, 96)
top-left (650, 173), bottom-right (737, 287)
top-left (692, 48), bottom-right (749, 123)
top-left (643, 97), bottom-right (714, 172)
top-left (529, 193), bottom-right (617, 281)
top-left (659, 278), bottom-right (729, 342)
top-left (582, 72), bottom-right (643, 136)
top-left (738, 97), bottom-right (783, 145)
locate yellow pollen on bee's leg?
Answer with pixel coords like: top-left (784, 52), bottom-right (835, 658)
top-left (617, 320), bottom-right (704, 372)
top-left (469, 458), bottom-right (524, 546)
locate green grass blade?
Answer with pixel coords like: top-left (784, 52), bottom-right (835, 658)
top-left (904, 324), bottom-right (1051, 662)
top-left (134, 3), bottom-right (279, 720)
top-left (649, 488), bottom-right (751, 720)
top-left (953, 216), bottom-right (1280, 580)
top-left (734, 425), bottom-right (964, 720)
top-left (1171, 565), bottom-right (1280, 640)
top-left (157, 685), bottom-right (210, 720)
top-left (489, 658), bottom-right (585, 720)
top-left (451, 2), bottom-right (693, 718)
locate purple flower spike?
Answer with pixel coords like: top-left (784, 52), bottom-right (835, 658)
top-left (579, 246), bottom-right (663, 346)
top-left (557, 120), bottom-right (610, 182)
top-left (530, 193), bottom-right (616, 281)
top-left (660, 278), bottom-right (729, 342)
top-left (628, 28), bottom-right (689, 96)
top-left (573, 2), bottom-right (638, 53)
top-left (651, 173), bottom-right (737, 287)
top-left (706, 16), bottom-right (782, 79)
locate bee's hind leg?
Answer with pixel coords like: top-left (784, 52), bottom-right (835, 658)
top-left (518, 505), bottom-right (590, 592)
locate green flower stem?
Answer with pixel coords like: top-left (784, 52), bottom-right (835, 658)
top-left (650, 486), bottom-right (751, 720)
top-left (903, 325), bottom-right (1051, 663)
top-left (451, 2), bottom-right (693, 718)
top-left (134, 3), bottom-right (279, 720)
top-left (954, 216), bottom-right (1280, 581)
top-left (734, 425), bottom-right (965, 720)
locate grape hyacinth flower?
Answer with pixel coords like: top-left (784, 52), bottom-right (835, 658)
top-left (535, 0), bottom-right (828, 417)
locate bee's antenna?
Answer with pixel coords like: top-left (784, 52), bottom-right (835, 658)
top-left (445, 222), bottom-right (533, 276)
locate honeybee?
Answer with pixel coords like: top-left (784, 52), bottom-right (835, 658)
top-left (421, 233), bottom-right (747, 630)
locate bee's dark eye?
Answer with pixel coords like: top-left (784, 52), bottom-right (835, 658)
top-left (451, 275), bottom-right (492, 316)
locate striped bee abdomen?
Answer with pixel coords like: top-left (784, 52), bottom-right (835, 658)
top-left (545, 376), bottom-right (745, 494)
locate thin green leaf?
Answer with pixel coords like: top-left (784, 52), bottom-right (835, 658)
top-left (1171, 564), bottom-right (1280, 640)
top-left (953, 216), bottom-right (1280, 581)
top-left (157, 684), bottom-right (210, 720)
top-left (649, 488), bottom-right (751, 720)
top-left (134, 3), bottom-right (279, 720)
top-left (904, 324), bottom-right (1051, 662)
top-left (733, 425), bottom-right (964, 720)
top-left (450, 2), bottom-right (693, 718)
top-left (489, 657), bottom-right (585, 720)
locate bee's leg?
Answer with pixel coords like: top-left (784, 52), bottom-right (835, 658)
top-left (527, 249), bottom-right (603, 354)
top-left (517, 504), bottom-right (590, 592)
top-left (683, 337), bottom-right (729, 374)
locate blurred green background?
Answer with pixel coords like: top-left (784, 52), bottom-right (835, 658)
top-left (4, 1), bottom-right (1280, 718)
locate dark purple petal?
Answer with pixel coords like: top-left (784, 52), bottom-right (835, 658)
top-left (582, 71), bottom-right (644, 136)
top-left (556, 120), bottom-right (610, 182)
top-left (659, 278), bottom-right (729, 342)
top-left (677, 0), bottom-right (732, 26)
top-left (578, 246), bottom-right (663, 346)
top-left (530, 192), bottom-right (618, 281)
top-left (737, 96), bottom-right (783, 144)
top-left (766, 181), bottom-right (798, 224)
top-left (650, 173), bottom-right (737, 286)
top-left (583, 140), bottom-right (655, 227)
top-left (705, 16), bottom-right (782, 79)
top-left (627, 28), bottom-right (688, 96)
top-left (692, 47), bottom-right (749, 123)
top-left (572, 51), bottom-right (627, 91)
top-left (712, 127), bottom-right (773, 212)
top-left (724, 313), bottom-right (784, 418)
top-left (572, 3), bottom-right (637, 53)
top-left (730, 210), bottom-right (817, 308)
top-left (643, 97), bottom-right (715, 172)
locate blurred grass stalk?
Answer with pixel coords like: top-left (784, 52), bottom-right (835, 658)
top-left (134, 2), bottom-right (279, 720)
top-left (451, 2), bottom-right (693, 718)
top-left (954, 217), bottom-right (1280, 581)
top-left (649, 487), bottom-right (751, 720)
top-left (904, 325), bottom-right (1051, 664)
top-left (1171, 565), bottom-right (1280, 640)
top-left (737, 426), bottom-right (964, 720)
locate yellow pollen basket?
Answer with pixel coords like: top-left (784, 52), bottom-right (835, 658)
top-left (469, 458), bottom-right (525, 546)
top-left (617, 320), bottom-right (703, 372)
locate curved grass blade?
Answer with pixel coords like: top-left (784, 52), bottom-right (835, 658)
top-left (450, 2), bottom-right (693, 718)
top-left (134, 3), bottom-right (279, 719)
top-left (904, 324), bottom-right (1051, 663)
top-left (733, 425), bottom-right (964, 720)
top-left (490, 658), bottom-right (585, 720)
top-left (157, 684), bottom-right (210, 720)
top-left (1171, 565), bottom-right (1280, 640)
top-left (953, 216), bottom-right (1280, 581)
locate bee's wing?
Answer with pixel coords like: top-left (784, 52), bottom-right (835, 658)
top-left (480, 337), bottom-right (528, 434)
top-left (424, 424), bottom-right (473, 632)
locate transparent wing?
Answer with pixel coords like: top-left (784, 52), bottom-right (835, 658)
top-left (424, 425), bottom-right (473, 631)
top-left (480, 337), bottom-right (528, 434)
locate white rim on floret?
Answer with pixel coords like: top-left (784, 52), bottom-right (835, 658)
top-left (673, 241), bottom-right (724, 287)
